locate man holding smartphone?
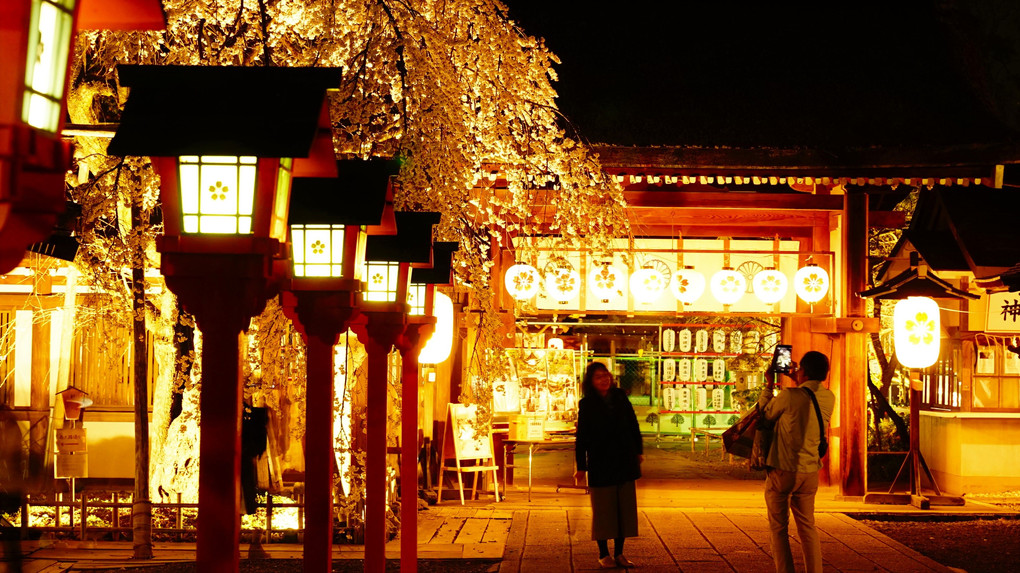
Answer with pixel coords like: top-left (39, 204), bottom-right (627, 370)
top-left (759, 350), bottom-right (835, 573)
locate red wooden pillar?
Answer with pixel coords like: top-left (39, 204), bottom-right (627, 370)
top-left (282, 291), bottom-right (361, 573)
top-left (161, 253), bottom-right (274, 573)
top-left (842, 191), bottom-right (869, 497)
top-left (397, 320), bottom-right (434, 573)
top-left (357, 311), bottom-right (407, 573)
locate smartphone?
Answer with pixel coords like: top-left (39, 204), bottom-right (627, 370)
top-left (773, 344), bottom-right (793, 374)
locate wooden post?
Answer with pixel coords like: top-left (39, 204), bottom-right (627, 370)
top-left (356, 312), bottom-right (406, 573)
top-left (397, 321), bottom-right (435, 573)
top-left (282, 290), bottom-right (360, 573)
top-left (161, 253), bottom-right (274, 573)
top-left (842, 191), bottom-right (869, 497)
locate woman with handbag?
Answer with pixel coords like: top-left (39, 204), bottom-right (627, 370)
top-left (573, 362), bottom-right (644, 569)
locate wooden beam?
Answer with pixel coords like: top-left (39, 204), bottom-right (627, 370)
top-left (867, 210), bottom-right (906, 228)
top-left (627, 207), bottom-right (830, 227)
top-left (623, 191), bottom-right (843, 210)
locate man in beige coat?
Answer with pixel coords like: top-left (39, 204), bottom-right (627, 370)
top-left (759, 350), bottom-right (835, 573)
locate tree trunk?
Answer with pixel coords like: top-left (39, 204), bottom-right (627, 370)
top-left (131, 201), bottom-right (153, 559)
top-left (869, 328), bottom-right (909, 449)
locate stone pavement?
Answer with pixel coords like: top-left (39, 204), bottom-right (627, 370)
top-left (7, 478), bottom-right (1009, 572)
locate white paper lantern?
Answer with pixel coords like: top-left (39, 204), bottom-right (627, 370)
top-left (695, 330), bottom-right (709, 353)
top-left (544, 267), bottom-right (580, 303)
top-left (504, 263), bottom-right (540, 300)
top-left (630, 265), bottom-right (669, 303)
top-left (662, 386), bottom-right (673, 411)
top-left (678, 387), bottom-right (692, 410)
top-left (678, 359), bottom-right (692, 382)
top-left (713, 359), bottom-right (726, 382)
top-left (588, 262), bottom-right (626, 302)
top-left (712, 386), bottom-right (725, 409)
top-left (694, 358), bottom-right (708, 382)
top-left (661, 329), bottom-right (676, 352)
top-left (712, 329), bottom-right (727, 353)
top-left (730, 331), bottom-right (743, 354)
top-left (670, 267), bottom-right (706, 304)
top-left (894, 296), bottom-right (941, 369)
top-left (678, 329), bottom-right (693, 352)
top-left (711, 269), bottom-right (747, 305)
top-left (695, 387), bottom-right (708, 410)
top-left (419, 292), bottom-right (455, 364)
top-left (794, 264), bottom-right (829, 304)
top-left (662, 358), bottom-right (676, 381)
top-left (753, 268), bottom-right (789, 304)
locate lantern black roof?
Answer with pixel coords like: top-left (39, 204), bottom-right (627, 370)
top-left (108, 65), bottom-right (341, 157)
top-left (411, 242), bottom-right (459, 285)
top-left (289, 159), bottom-right (399, 226)
top-left (365, 212), bottom-right (441, 264)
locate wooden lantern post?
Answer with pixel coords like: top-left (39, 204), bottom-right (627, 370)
top-left (279, 159), bottom-right (396, 573)
top-left (108, 65), bottom-right (339, 573)
top-left (398, 242), bottom-right (458, 573)
top-left (355, 211), bottom-right (440, 573)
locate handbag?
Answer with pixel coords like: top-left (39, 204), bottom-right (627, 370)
top-left (722, 404), bottom-right (761, 459)
top-left (722, 404), bottom-right (773, 470)
top-left (802, 387), bottom-right (828, 458)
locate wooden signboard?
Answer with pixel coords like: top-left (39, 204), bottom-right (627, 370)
top-left (438, 403), bottom-right (500, 504)
top-left (55, 453), bottom-right (87, 478)
top-left (56, 428), bottom-right (87, 453)
top-left (442, 403), bottom-right (492, 462)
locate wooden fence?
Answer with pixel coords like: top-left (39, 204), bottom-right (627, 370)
top-left (15, 492), bottom-right (304, 542)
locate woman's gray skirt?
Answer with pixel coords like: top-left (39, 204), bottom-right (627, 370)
top-left (589, 480), bottom-right (638, 540)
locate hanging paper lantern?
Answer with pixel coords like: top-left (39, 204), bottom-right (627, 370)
top-left (544, 267), bottom-right (581, 303)
top-left (712, 329), bottom-right (727, 353)
top-left (588, 262), bottom-right (626, 302)
top-left (753, 268), bottom-right (789, 304)
top-left (894, 296), bottom-right (941, 369)
top-left (794, 264), bottom-right (829, 304)
top-left (670, 267), bottom-right (706, 304)
top-left (678, 329), bottom-right (693, 352)
top-left (710, 269), bottom-right (746, 305)
top-left (504, 263), bottom-right (540, 300)
top-left (695, 329), bottom-right (709, 353)
top-left (630, 265), bottom-right (669, 303)
top-left (661, 329), bottom-right (676, 352)
top-left (419, 292), bottom-right (454, 364)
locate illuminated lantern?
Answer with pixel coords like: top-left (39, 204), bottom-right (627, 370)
top-left (753, 268), bottom-right (788, 304)
top-left (794, 263), bottom-right (829, 304)
top-left (364, 212), bottom-right (441, 304)
top-left (418, 292), bottom-right (454, 364)
top-left (57, 386), bottom-right (92, 421)
top-left (670, 267), bottom-right (706, 304)
top-left (504, 263), bottom-right (540, 300)
top-left (630, 263), bottom-right (669, 303)
top-left (589, 262), bottom-right (625, 302)
top-left (710, 268), bottom-right (746, 305)
top-left (894, 296), bottom-right (941, 369)
top-left (544, 266), bottom-right (581, 303)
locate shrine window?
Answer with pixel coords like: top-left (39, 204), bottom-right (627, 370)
top-left (971, 337), bottom-right (1020, 412)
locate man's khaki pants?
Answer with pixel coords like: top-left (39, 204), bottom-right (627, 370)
top-left (764, 468), bottom-right (822, 573)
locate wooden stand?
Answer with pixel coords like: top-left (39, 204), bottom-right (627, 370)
top-left (438, 404), bottom-right (500, 504)
top-left (865, 382), bottom-right (963, 508)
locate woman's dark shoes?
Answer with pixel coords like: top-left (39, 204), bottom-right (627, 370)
top-left (615, 554), bottom-right (636, 568)
top-left (598, 555), bottom-right (617, 568)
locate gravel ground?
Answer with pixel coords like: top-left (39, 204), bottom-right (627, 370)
top-left (74, 559), bottom-right (499, 572)
top-left (856, 491), bottom-right (1020, 573)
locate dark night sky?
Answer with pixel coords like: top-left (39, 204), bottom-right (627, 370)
top-left (505, 2), bottom-right (1020, 149)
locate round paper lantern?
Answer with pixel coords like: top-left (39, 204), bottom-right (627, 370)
top-left (544, 267), bottom-right (580, 303)
top-left (894, 296), bottom-right (941, 369)
top-left (670, 267), bottom-right (706, 304)
top-left (504, 263), bottom-right (539, 300)
top-left (588, 262), bottom-right (626, 302)
top-left (419, 292), bottom-right (454, 364)
top-left (630, 265), bottom-right (668, 303)
top-left (794, 264), bottom-right (829, 304)
top-left (710, 269), bottom-right (746, 305)
top-left (753, 268), bottom-right (789, 304)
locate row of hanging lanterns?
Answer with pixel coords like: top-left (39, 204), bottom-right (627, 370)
top-left (504, 261), bottom-right (830, 306)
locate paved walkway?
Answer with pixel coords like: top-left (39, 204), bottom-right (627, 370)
top-left (7, 479), bottom-right (1009, 572)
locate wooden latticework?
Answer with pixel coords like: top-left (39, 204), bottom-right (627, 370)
top-left (0, 310), bottom-right (14, 407)
top-left (68, 320), bottom-right (157, 407)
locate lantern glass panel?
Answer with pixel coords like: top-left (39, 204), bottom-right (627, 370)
top-left (178, 156), bottom-right (258, 234)
top-left (22, 0), bottom-right (76, 133)
top-left (364, 261), bottom-right (400, 302)
top-left (408, 283), bottom-right (427, 315)
top-left (291, 224), bottom-right (346, 277)
top-left (270, 159), bottom-right (293, 243)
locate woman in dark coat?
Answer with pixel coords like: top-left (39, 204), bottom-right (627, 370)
top-left (573, 362), bottom-right (643, 569)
